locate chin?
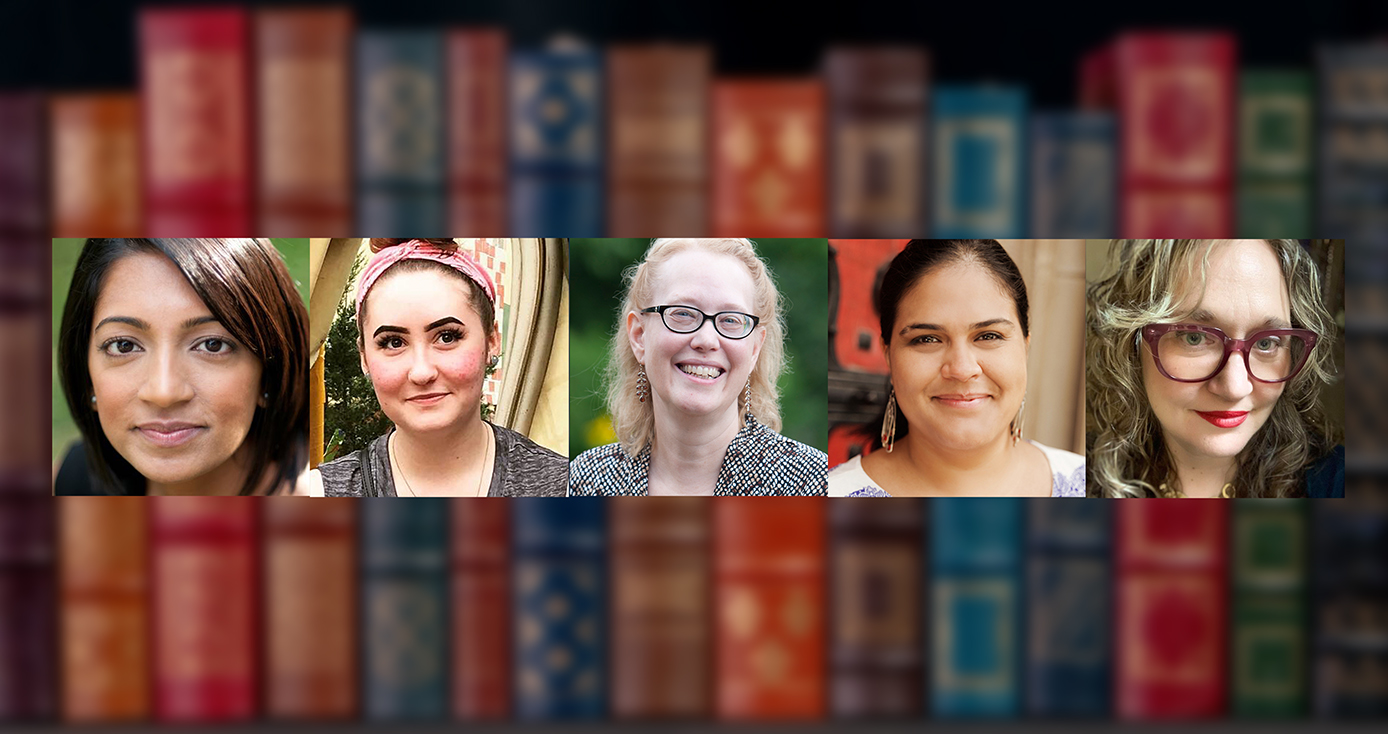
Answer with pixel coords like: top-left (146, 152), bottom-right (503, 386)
top-left (131, 457), bottom-right (212, 485)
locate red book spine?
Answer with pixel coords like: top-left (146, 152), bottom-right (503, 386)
top-left (150, 498), bottom-right (258, 722)
top-left (262, 497), bottom-right (356, 719)
top-left (59, 498), bottom-right (149, 722)
top-left (255, 7), bottom-right (352, 236)
top-left (712, 79), bottom-right (826, 237)
top-left (50, 94), bottom-right (142, 237)
top-left (1115, 500), bottom-right (1229, 719)
top-left (451, 499), bottom-right (510, 719)
top-left (139, 7), bottom-right (253, 236)
top-left (447, 29), bottom-right (508, 236)
top-left (1079, 44), bottom-right (1116, 110)
top-left (714, 498), bottom-right (826, 720)
top-left (1116, 32), bottom-right (1235, 237)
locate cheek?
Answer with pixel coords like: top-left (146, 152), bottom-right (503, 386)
top-left (437, 349), bottom-right (486, 384)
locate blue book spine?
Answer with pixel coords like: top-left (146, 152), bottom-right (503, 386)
top-left (929, 498), bottom-right (1022, 717)
top-left (1029, 112), bottom-right (1116, 238)
top-left (356, 30), bottom-right (447, 237)
top-left (931, 85), bottom-right (1027, 239)
top-left (512, 498), bottom-right (606, 720)
top-left (1317, 43), bottom-right (1388, 280)
top-left (1025, 500), bottom-right (1112, 717)
top-left (509, 46), bottom-right (603, 237)
top-left (359, 498), bottom-right (450, 720)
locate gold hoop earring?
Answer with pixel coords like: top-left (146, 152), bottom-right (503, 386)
top-left (881, 385), bottom-right (898, 454)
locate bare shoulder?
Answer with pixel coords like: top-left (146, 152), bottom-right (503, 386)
top-left (294, 468), bottom-right (325, 497)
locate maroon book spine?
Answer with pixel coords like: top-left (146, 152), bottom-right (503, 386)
top-left (255, 7), bottom-right (353, 236)
top-left (451, 499), bottom-right (510, 718)
top-left (150, 498), bottom-right (259, 722)
top-left (0, 472), bottom-right (56, 720)
top-left (447, 29), bottom-right (508, 236)
top-left (263, 497), bottom-right (357, 719)
top-left (140, 6), bottom-right (253, 235)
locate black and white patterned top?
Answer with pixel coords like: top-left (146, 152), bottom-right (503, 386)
top-left (567, 415), bottom-right (827, 496)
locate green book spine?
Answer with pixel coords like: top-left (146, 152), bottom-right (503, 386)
top-left (1231, 499), bottom-right (1309, 717)
top-left (1237, 70), bottom-right (1313, 238)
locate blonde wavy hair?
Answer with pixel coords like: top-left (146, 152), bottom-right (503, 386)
top-left (605, 238), bottom-right (786, 456)
top-left (1086, 239), bottom-right (1340, 498)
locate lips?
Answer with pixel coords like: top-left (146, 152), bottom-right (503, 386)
top-left (932, 393), bottom-right (991, 408)
top-left (678, 363), bottom-right (725, 380)
top-left (135, 422), bottom-right (203, 448)
top-left (1196, 410), bottom-right (1248, 428)
top-left (407, 392), bottom-right (450, 405)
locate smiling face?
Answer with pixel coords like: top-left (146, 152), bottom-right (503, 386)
top-left (359, 266), bottom-right (499, 435)
top-left (88, 251), bottom-right (263, 489)
top-left (1142, 239), bottom-right (1291, 468)
top-left (628, 248), bottom-right (765, 428)
top-left (886, 260), bottom-right (1028, 453)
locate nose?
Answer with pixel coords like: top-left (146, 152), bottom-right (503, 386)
top-left (940, 341), bottom-right (982, 381)
top-left (137, 350), bottom-right (194, 407)
top-left (407, 344), bottom-right (438, 384)
top-left (1207, 350), bottom-right (1255, 401)
top-left (689, 317), bottom-right (721, 349)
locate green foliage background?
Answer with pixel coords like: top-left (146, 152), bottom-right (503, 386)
top-left (568, 238), bottom-right (829, 458)
top-left (320, 253), bottom-right (393, 461)
top-left (50, 238), bottom-right (309, 464)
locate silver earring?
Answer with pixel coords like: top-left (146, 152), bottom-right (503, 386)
top-left (90, 394), bottom-right (97, 410)
top-left (636, 366), bottom-right (648, 403)
top-left (1011, 397), bottom-right (1026, 447)
top-left (262, 392), bottom-right (269, 400)
top-left (743, 380), bottom-right (753, 422)
top-left (488, 354), bottom-right (500, 369)
top-left (881, 385), bottom-right (897, 454)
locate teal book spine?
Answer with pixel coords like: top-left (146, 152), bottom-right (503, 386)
top-left (1232, 499), bottom-right (1309, 717)
top-left (1237, 70), bottom-right (1313, 238)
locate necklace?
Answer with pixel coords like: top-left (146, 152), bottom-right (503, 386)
top-left (1157, 481), bottom-right (1235, 499)
top-left (389, 426), bottom-right (494, 497)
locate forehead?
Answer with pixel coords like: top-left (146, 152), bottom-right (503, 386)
top-left (895, 261), bottom-right (1016, 327)
top-left (1174, 240), bottom-right (1290, 321)
top-left (649, 249), bottom-right (756, 309)
top-left (93, 251), bottom-right (210, 322)
top-left (363, 266), bottom-right (484, 327)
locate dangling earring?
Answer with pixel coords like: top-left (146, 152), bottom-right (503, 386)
top-left (1011, 397), bottom-right (1026, 447)
top-left (743, 380), bottom-right (753, 423)
top-left (881, 385), bottom-right (898, 454)
top-left (636, 366), bottom-right (648, 403)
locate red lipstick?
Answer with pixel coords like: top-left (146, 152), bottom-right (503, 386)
top-left (1196, 410), bottom-right (1248, 428)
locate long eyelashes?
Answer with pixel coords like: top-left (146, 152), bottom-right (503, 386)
top-left (98, 336), bottom-right (238, 357)
top-left (374, 328), bottom-right (467, 351)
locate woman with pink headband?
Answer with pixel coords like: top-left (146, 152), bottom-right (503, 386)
top-left (308, 238), bottom-right (567, 496)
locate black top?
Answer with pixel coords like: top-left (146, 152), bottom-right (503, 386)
top-left (319, 422), bottom-right (569, 497)
top-left (1304, 445), bottom-right (1345, 499)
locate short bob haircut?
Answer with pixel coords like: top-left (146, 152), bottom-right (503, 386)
top-left (605, 238), bottom-right (786, 456)
top-left (1086, 239), bottom-right (1339, 498)
top-left (57, 238), bottom-right (309, 495)
top-left (868, 239), bottom-right (1031, 450)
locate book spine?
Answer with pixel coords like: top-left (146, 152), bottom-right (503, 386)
top-left (263, 497), bottom-right (357, 719)
top-left (1232, 499), bottom-right (1309, 717)
top-left (1116, 32), bottom-right (1235, 238)
top-left (829, 498), bottom-right (924, 718)
top-left (0, 473), bottom-right (57, 720)
top-left (356, 30), bottom-right (447, 237)
top-left (150, 498), bottom-right (258, 722)
top-left (1025, 500), bottom-right (1111, 717)
top-left (714, 497), bottom-right (826, 720)
top-left (360, 498), bottom-right (449, 720)
top-left (825, 47), bottom-right (929, 238)
top-left (58, 497), bottom-right (148, 722)
top-left (447, 29), bottom-right (508, 236)
top-left (929, 498), bottom-right (1023, 717)
top-left (0, 92), bottom-right (48, 240)
top-left (606, 44), bottom-right (711, 237)
top-left (50, 94), bottom-right (142, 237)
top-left (512, 498), bottom-right (607, 719)
top-left (1115, 500), bottom-right (1228, 719)
top-left (139, 7), bottom-right (253, 236)
top-left (255, 7), bottom-right (353, 236)
top-left (1029, 112), bottom-right (1116, 238)
top-left (451, 498), bottom-right (511, 719)
top-left (712, 79), bottom-right (827, 237)
top-left (1317, 43), bottom-right (1388, 274)
top-left (930, 85), bottom-right (1028, 239)
top-left (509, 47), bottom-right (604, 237)
top-left (610, 497), bottom-right (712, 719)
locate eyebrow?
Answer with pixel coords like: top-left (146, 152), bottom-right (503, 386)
top-left (426, 317), bottom-right (463, 331)
top-left (94, 315), bottom-right (220, 331)
top-left (898, 318), bottom-right (1014, 336)
top-left (1186, 309), bottom-right (1292, 330)
top-left (373, 316), bottom-right (464, 339)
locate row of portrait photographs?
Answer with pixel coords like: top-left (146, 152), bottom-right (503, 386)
top-left (48, 238), bottom-right (1345, 499)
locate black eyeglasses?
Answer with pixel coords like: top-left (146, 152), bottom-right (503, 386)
top-left (1139, 324), bottom-right (1318, 383)
top-left (641, 305), bottom-right (760, 339)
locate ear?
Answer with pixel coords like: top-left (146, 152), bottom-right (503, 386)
top-left (359, 342), bottom-right (369, 378)
top-left (487, 328), bottom-right (502, 364)
top-left (627, 311), bottom-right (646, 364)
top-left (750, 324), bottom-right (767, 364)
